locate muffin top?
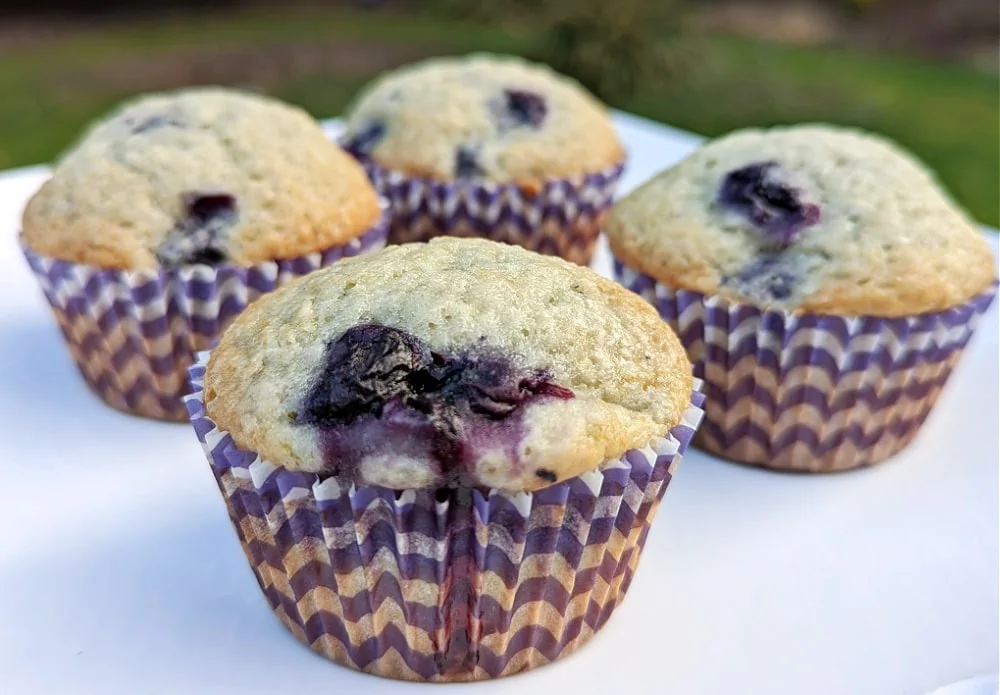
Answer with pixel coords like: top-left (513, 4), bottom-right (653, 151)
top-left (205, 238), bottom-right (692, 492)
top-left (606, 124), bottom-right (996, 316)
top-left (340, 54), bottom-right (624, 188)
top-left (22, 87), bottom-right (381, 270)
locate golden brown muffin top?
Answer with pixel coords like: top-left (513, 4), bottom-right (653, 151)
top-left (607, 124), bottom-right (996, 316)
top-left (205, 238), bottom-right (692, 492)
top-left (341, 54), bottom-right (624, 188)
top-left (23, 87), bottom-right (381, 270)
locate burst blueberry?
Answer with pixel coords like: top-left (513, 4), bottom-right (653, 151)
top-left (155, 192), bottom-right (237, 268)
top-left (185, 193), bottom-right (237, 225)
top-left (343, 121), bottom-right (386, 156)
top-left (299, 324), bottom-right (427, 426)
top-left (454, 146), bottom-right (485, 179)
top-left (718, 161), bottom-right (820, 248)
top-left (298, 324), bottom-right (573, 478)
top-left (503, 89), bottom-right (547, 128)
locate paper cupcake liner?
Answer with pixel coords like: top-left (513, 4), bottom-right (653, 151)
top-left (348, 152), bottom-right (625, 266)
top-left (614, 258), bottom-right (997, 472)
top-left (184, 351), bottom-right (704, 681)
top-left (20, 215), bottom-right (388, 423)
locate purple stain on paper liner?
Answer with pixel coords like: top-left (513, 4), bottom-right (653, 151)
top-left (155, 192), bottom-right (237, 268)
top-left (718, 161), bottom-right (820, 248)
top-left (297, 324), bottom-right (573, 485)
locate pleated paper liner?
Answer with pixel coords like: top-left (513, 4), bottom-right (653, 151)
top-left (345, 150), bottom-right (625, 266)
top-left (185, 352), bottom-right (704, 682)
top-left (20, 211), bottom-right (388, 423)
top-left (614, 258), bottom-right (997, 472)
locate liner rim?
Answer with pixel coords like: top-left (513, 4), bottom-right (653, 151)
top-left (184, 348), bottom-right (705, 498)
top-left (18, 196), bottom-right (392, 283)
top-left (341, 143), bottom-right (628, 198)
top-left (613, 256), bottom-right (999, 326)
top-left (613, 255), bottom-right (996, 470)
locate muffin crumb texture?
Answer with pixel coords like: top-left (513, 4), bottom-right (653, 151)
top-left (341, 54), bottom-right (624, 186)
top-left (22, 87), bottom-right (381, 269)
top-left (606, 124), bottom-right (996, 316)
top-left (205, 238), bottom-right (692, 492)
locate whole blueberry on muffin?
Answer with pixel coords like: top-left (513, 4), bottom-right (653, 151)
top-left (608, 124), bottom-right (996, 471)
top-left (188, 238), bottom-right (703, 680)
top-left (20, 87), bottom-right (388, 422)
top-left (340, 53), bottom-right (626, 265)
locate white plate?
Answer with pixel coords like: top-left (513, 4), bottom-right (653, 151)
top-left (930, 675), bottom-right (1000, 695)
top-left (0, 113), bottom-right (996, 695)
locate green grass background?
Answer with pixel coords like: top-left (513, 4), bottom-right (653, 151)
top-left (0, 6), bottom-right (995, 225)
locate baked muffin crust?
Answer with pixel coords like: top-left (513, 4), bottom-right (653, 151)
top-left (341, 54), bottom-right (624, 187)
top-left (607, 124), bottom-right (996, 316)
top-left (23, 87), bottom-right (381, 269)
top-left (205, 238), bottom-right (692, 491)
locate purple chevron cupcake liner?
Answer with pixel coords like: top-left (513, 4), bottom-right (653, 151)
top-left (20, 212), bottom-right (389, 423)
top-left (614, 258), bottom-right (997, 472)
top-left (346, 152), bottom-right (625, 266)
top-left (184, 351), bottom-right (703, 682)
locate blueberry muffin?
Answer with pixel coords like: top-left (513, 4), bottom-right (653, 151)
top-left (21, 87), bottom-right (388, 422)
top-left (186, 238), bottom-right (704, 681)
top-left (340, 54), bottom-right (625, 265)
top-left (608, 124), bottom-right (996, 472)
top-left (23, 87), bottom-right (382, 269)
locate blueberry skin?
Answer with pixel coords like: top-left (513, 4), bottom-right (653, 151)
top-left (299, 324), bottom-right (428, 427)
top-left (298, 324), bottom-right (573, 480)
top-left (342, 121), bottom-right (386, 157)
top-left (185, 193), bottom-right (237, 226)
top-left (502, 89), bottom-right (547, 128)
top-left (454, 146), bottom-right (485, 179)
top-left (718, 162), bottom-right (820, 248)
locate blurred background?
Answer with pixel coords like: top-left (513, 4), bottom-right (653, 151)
top-left (0, 0), bottom-right (996, 225)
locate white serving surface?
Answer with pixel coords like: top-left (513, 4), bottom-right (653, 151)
top-left (0, 113), bottom-right (996, 695)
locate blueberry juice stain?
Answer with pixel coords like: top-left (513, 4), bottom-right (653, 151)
top-left (722, 253), bottom-right (798, 303)
top-left (718, 161), bottom-right (820, 248)
top-left (155, 192), bottom-right (237, 268)
top-left (296, 324), bottom-right (573, 485)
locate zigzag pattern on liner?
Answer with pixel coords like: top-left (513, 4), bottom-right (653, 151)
top-left (614, 259), bottom-right (997, 471)
top-left (185, 356), bottom-right (704, 681)
top-left (20, 224), bottom-right (387, 421)
top-left (389, 215), bottom-right (608, 266)
top-left (357, 157), bottom-right (625, 264)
